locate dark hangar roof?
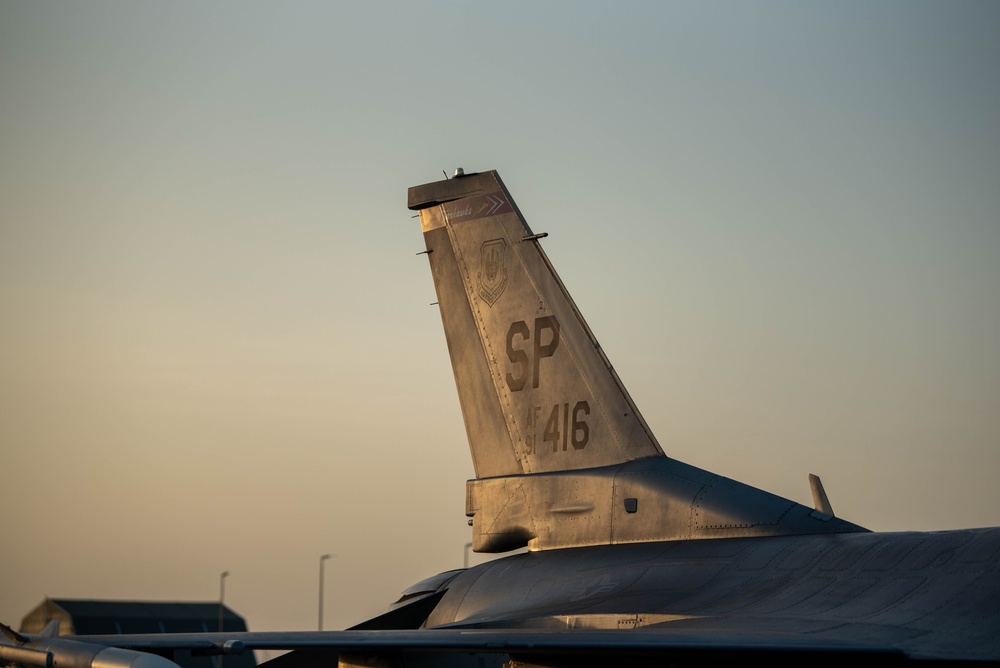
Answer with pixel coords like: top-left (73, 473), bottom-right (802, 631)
top-left (22, 598), bottom-right (249, 635)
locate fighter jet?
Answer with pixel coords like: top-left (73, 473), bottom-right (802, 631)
top-left (2, 170), bottom-right (998, 666)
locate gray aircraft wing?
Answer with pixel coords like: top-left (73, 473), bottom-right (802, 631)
top-left (6, 627), bottom-right (906, 668)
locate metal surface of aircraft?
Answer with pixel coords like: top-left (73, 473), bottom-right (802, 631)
top-left (3, 170), bottom-right (999, 666)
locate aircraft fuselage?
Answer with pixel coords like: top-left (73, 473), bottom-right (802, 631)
top-left (424, 527), bottom-right (1000, 661)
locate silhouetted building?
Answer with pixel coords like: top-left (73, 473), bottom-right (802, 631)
top-left (20, 598), bottom-right (256, 668)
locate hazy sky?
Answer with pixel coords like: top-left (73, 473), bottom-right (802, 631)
top-left (1, 1), bottom-right (998, 636)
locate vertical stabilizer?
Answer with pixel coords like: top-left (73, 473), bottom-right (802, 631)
top-left (410, 171), bottom-right (663, 478)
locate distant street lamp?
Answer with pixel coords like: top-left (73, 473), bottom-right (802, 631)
top-left (218, 571), bottom-right (230, 632)
top-left (318, 554), bottom-right (333, 631)
top-left (464, 542), bottom-right (473, 569)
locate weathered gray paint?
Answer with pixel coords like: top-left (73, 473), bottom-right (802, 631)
top-left (417, 172), bottom-right (663, 477)
top-left (466, 457), bottom-right (865, 552)
top-left (413, 170), bottom-right (865, 553)
top-left (422, 527), bottom-right (1000, 661)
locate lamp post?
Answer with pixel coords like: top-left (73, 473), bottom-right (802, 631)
top-left (218, 571), bottom-right (230, 632)
top-left (318, 554), bottom-right (333, 631)
top-left (464, 542), bottom-right (473, 569)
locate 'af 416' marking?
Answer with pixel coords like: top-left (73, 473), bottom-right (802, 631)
top-left (524, 402), bottom-right (590, 453)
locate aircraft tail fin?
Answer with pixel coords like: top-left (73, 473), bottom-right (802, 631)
top-left (410, 170), bottom-right (868, 553)
top-left (409, 171), bottom-right (663, 478)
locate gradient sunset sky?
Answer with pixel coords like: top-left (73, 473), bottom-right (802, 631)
top-left (1, 1), bottom-right (998, 635)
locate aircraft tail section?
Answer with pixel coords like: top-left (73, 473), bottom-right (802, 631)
top-left (409, 171), bottom-right (663, 478)
top-left (410, 170), bottom-right (867, 553)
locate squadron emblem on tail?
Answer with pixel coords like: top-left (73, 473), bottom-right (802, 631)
top-left (477, 238), bottom-right (508, 307)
